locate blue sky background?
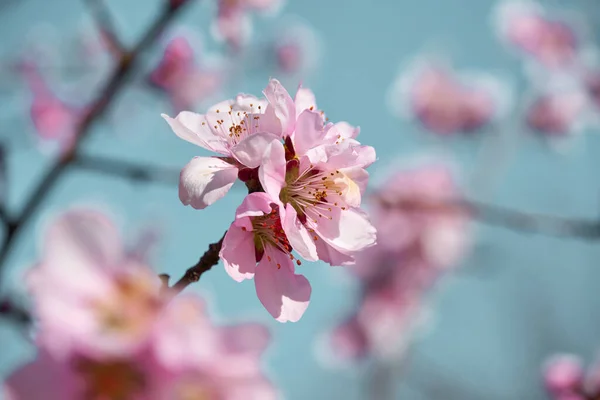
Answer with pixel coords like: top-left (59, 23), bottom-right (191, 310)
top-left (1, 0), bottom-right (600, 398)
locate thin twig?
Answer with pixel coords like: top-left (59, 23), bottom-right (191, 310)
top-left (170, 232), bottom-right (226, 295)
top-left (0, 0), bottom-right (193, 271)
top-left (83, 0), bottom-right (125, 57)
top-left (73, 154), bottom-right (180, 185)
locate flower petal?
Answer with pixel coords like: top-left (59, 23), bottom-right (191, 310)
top-left (294, 86), bottom-right (317, 117)
top-left (259, 140), bottom-right (287, 198)
top-left (282, 204), bottom-right (318, 261)
top-left (220, 226), bottom-right (257, 282)
top-left (179, 157), bottom-right (238, 209)
top-left (235, 192), bottom-right (275, 220)
top-left (314, 207), bottom-right (377, 253)
top-left (254, 249), bottom-right (311, 322)
top-left (263, 79), bottom-right (295, 135)
top-left (292, 110), bottom-right (325, 156)
top-left (230, 132), bottom-right (281, 168)
top-left (162, 112), bottom-right (229, 154)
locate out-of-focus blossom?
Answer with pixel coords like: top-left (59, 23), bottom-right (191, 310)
top-left (330, 162), bottom-right (469, 360)
top-left (525, 88), bottom-right (589, 137)
top-left (542, 353), bottom-right (600, 400)
top-left (266, 21), bottom-right (321, 77)
top-left (494, 1), bottom-right (582, 68)
top-left (388, 61), bottom-right (509, 135)
top-left (212, 0), bottom-right (283, 51)
top-left (220, 192), bottom-right (311, 322)
top-left (149, 35), bottom-right (224, 112)
top-left (20, 61), bottom-right (81, 151)
top-left (6, 209), bottom-right (274, 399)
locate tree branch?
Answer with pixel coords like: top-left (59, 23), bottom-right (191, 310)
top-left (73, 154), bottom-right (180, 185)
top-left (83, 0), bottom-right (125, 58)
top-left (0, 0), bottom-right (193, 271)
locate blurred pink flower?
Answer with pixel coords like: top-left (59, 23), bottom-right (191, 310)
top-left (330, 162), bottom-right (469, 360)
top-left (212, 0), bottom-right (282, 51)
top-left (390, 62), bottom-right (506, 135)
top-left (7, 209), bottom-right (275, 399)
top-left (544, 354), bottom-right (584, 396)
top-left (495, 1), bottom-right (581, 68)
top-left (149, 36), bottom-right (224, 112)
top-left (220, 192), bottom-right (311, 322)
top-left (525, 89), bottom-right (588, 136)
top-left (270, 22), bottom-right (320, 76)
top-left (20, 61), bottom-right (81, 151)
top-left (27, 209), bottom-right (164, 358)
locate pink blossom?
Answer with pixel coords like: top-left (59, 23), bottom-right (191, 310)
top-left (543, 354), bottom-right (584, 395)
top-left (6, 297), bottom-right (275, 400)
top-left (330, 162), bottom-right (469, 360)
top-left (212, 0), bottom-right (282, 50)
top-left (8, 209), bottom-right (275, 399)
top-left (27, 209), bottom-right (164, 359)
top-left (495, 1), bottom-right (581, 68)
top-left (389, 62), bottom-right (506, 135)
top-left (525, 89), bottom-right (588, 136)
top-left (149, 36), bottom-right (224, 112)
top-left (162, 90), bottom-right (281, 209)
top-left (20, 62), bottom-right (81, 150)
top-left (250, 80), bottom-right (377, 265)
top-left (220, 192), bottom-right (311, 322)
top-left (269, 22), bottom-right (320, 76)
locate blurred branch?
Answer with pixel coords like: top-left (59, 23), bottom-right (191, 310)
top-left (73, 154), bottom-right (179, 185)
top-left (168, 232), bottom-right (226, 295)
top-left (0, 297), bottom-right (31, 325)
top-left (83, 0), bottom-right (125, 58)
top-left (375, 197), bottom-right (600, 240)
top-left (0, 0), bottom-right (194, 273)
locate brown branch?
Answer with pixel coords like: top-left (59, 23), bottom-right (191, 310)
top-left (83, 0), bottom-right (125, 58)
top-left (0, 0), bottom-right (193, 271)
top-left (169, 232), bottom-right (226, 295)
top-left (73, 154), bottom-right (180, 185)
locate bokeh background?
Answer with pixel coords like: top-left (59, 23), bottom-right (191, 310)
top-left (2, 0), bottom-right (600, 398)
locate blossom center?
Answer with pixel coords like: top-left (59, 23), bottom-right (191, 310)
top-left (248, 206), bottom-right (301, 266)
top-left (76, 357), bottom-right (145, 400)
top-left (208, 103), bottom-right (266, 147)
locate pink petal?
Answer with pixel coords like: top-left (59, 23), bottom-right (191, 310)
top-left (179, 157), bottom-right (238, 209)
top-left (259, 140), bottom-right (287, 198)
top-left (220, 225), bottom-right (258, 282)
top-left (235, 192), bottom-right (275, 219)
top-left (315, 207), bottom-right (377, 253)
top-left (230, 132), bottom-right (281, 168)
top-left (42, 209), bottom-right (123, 272)
top-left (162, 112), bottom-right (229, 154)
top-left (294, 86), bottom-right (317, 117)
top-left (314, 236), bottom-right (356, 266)
top-left (282, 204), bottom-right (318, 261)
top-left (292, 110), bottom-right (325, 156)
top-left (263, 79), bottom-right (295, 135)
top-left (254, 248), bottom-right (311, 322)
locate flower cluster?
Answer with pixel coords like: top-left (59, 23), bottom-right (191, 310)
top-left (330, 163), bottom-right (470, 360)
top-left (162, 78), bottom-right (377, 322)
top-left (543, 353), bottom-right (600, 400)
top-left (4, 210), bottom-right (274, 400)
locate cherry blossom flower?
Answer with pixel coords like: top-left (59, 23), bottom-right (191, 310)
top-left (6, 209), bottom-right (275, 399)
top-left (248, 79), bottom-right (377, 265)
top-left (162, 90), bottom-right (281, 209)
top-left (212, 0), bottom-right (283, 51)
top-left (149, 35), bottom-right (224, 112)
top-left (329, 162), bottom-right (469, 360)
top-left (388, 61), bottom-right (509, 135)
top-left (220, 192), bottom-right (311, 322)
top-left (27, 209), bottom-right (164, 359)
top-left (494, 1), bottom-right (582, 68)
top-left (268, 21), bottom-right (321, 77)
top-left (20, 61), bottom-right (81, 151)
top-left (541, 353), bottom-right (600, 400)
top-left (525, 88), bottom-right (589, 137)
